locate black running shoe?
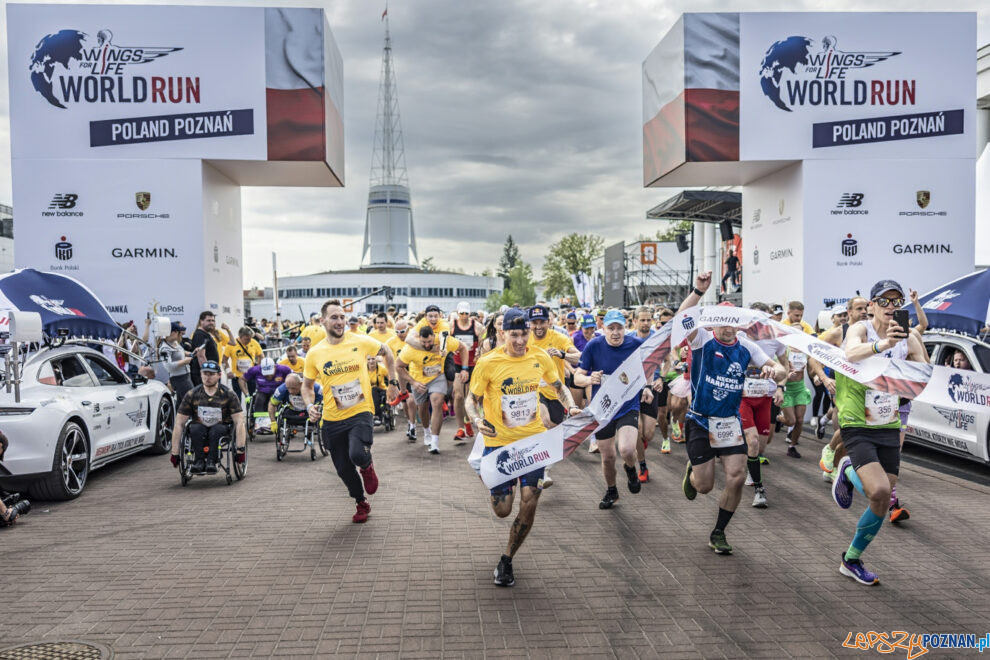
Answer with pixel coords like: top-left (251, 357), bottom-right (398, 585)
top-left (205, 459), bottom-right (218, 474)
top-left (625, 464), bottom-right (641, 494)
top-left (192, 459), bottom-right (206, 474)
top-left (709, 530), bottom-right (733, 555)
top-left (787, 445), bottom-right (801, 459)
top-left (493, 555), bottom-right (514, 587)
top-left (599, 487), bottom-right (619, 509)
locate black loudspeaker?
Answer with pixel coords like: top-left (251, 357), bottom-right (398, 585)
top-left (719, 220), bottom-right (734, 242)
top-left (675, 233), bottom-right (689, 253)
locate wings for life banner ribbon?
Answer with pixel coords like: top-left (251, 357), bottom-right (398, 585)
top-left (474, 324), bottom-right (672, 489)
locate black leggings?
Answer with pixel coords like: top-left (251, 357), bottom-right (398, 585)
top-left (321, 413), bottom-right (374, 501)
top-left (188, 423), bottom-right (230, 460)
top-left (812, 382), bottom-right (832, 417)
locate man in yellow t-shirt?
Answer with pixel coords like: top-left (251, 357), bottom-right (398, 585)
top-left (278, 344), bottom-right (305, 374)
top-left (367, 312), bottom-right (396, 345)
top-left (303, 299), bottom-right (398, 524)
top-left (222, 327), bottom-right (263, 399)
top-left (386, 320), bottom-right (417, 438)
top-left (413, 304), bottom-right (451, 335)
top-left (782, 300), bottom-right (815, 335)
top-left (397, 326), bottom-right (468, 454)
top-left (465, 309), bottom-right (579, 588)
top-left (300, 315), bottom-right (327, 345)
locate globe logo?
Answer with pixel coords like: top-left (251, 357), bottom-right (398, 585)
top-left (30, 29), bottom-right (87, 109)
top-left (758, 36), bottom-right (813, 112)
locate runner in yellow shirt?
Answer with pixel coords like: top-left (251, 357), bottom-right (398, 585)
top-left (300, 315), bottom-right (327, 345)
top-left (396, 326), bottom-right (468, 454)
top-left (222, 327), bottom-right (263, 400)
top-left (367, 312), bottom-right (396, 345)
top-left (302, 299), bottom-right (398, 524)
top-left (278, 344), bottom-right (305, 374)
top-left (465, 309), bottom-right (579, 588)
top-left (413, 304), bottom-right (451, 335)
top-left (386, 320), bottom-right (418, 439)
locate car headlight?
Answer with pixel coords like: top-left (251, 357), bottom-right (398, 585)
top-left (0, 407), bottom-right (36, 416)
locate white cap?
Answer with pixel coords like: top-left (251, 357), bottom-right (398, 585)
top-left (457, 301), bottom-right (470, 314)
top-left (499, 305), bottom-right (510, 314)
top-left (260, 357), bottom-right (276, 375)
top-left (831, 303), bottom-right (847, 315)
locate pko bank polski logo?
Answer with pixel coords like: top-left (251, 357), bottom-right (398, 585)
top-left (29, 29), bottom-right (188, 109)
top-left (759, 35), bottom-right (903, 112)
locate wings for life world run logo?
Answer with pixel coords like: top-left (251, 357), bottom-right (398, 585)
top-left (947, 374), bottom-right (990, 409)
top-left (29, 28), bottom-right (193, 109)
top-left (759, 35), bottom-right (905, 112)
top-left (495, 444), bottom-right (551, 477)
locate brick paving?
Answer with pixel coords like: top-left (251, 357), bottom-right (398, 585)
top-left (2, 423), bottom-right (990, 658)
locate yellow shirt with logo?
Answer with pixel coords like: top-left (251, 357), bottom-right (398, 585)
top-left (413, 317), bottom-right (451, 335)
top-left (398, 336), bottom-right (461, 384)
top-left (279, 357), bottom-right (305, 374)
top-left (300, 324), bottom-right (327, 345)
top-left (470, 346), bottom-right (558, 447)
top-left (367, 328), bottom-right (396, 345)
top-left (303, 334), bottom-right (383, 422)
top-left (369, 362), bottom-right (389, 389)
top-left (225, 339), bottom-right (263, 378)
top-left (528, 331), bottom-right (574, 400)
top-left (386, 334), bottom-right (406, 357)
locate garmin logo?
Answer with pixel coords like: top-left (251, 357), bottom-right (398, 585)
top-left (769, 248), bottom-right (794, 261)
top-left (892, 244), bottom-right (952, 255)
top-left (111, 247), bottom-right (178, 258)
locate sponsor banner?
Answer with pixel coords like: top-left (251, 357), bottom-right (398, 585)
top-left (672, 305), bottom-right (775, 347)
top-left (812, 109), bottom-right (965, 149)
top-left (476, 327), bottom-right (673, 488)
top-left (90, 109), bottom-right (254, 147)
top-left (917, 367), bottom-right (990, 414)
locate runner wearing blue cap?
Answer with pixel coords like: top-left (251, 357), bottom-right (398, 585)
top-left (574, 308), bottom-right (653, 509)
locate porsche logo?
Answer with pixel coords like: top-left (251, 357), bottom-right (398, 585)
top-left (916, 190), bottom-right (930, 209)
top-left (135, 192), bottom-right (151, 211)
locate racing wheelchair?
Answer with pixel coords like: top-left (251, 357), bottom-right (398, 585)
top-left (178, 420), bottom-right (248, 486)
top-left (372, 386), bottom-right (395, 432)
top-left (273, 405), bottom-right (328, 461)
top-left (243, 392), bottom-right (274, 443)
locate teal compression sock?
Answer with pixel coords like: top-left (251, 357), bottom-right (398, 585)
top-left (844, 464), bottom-right (866, 496)
top-left (845, 507), bottom-right (885, 560)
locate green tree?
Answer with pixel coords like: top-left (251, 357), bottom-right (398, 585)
top-left (541, 233), bottom-right (604, 299)
top-left (497, 235), bottom-right (521, 288)
top-left (653, 220), bottom-right (693, 242)
top-left (420, 256), bottom-right (438, 272)
top-left (486, 262), bottom-right (537, 311)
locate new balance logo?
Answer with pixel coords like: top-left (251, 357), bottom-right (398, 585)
top-left (836, 193), bottom-right (864, 208)
top-left (48, 194), bottom-right (78, 209)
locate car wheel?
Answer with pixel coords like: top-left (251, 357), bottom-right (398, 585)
top-left (30, 421), bottom-right (89, 501)
top-left (146, 396), bottom-right (174, 455)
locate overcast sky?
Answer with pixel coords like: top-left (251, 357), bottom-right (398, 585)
top-left (1, 1), bottom-right (987, 288)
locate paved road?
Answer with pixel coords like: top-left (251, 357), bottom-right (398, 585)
top-left (2, 423), bottom-right (990, 658)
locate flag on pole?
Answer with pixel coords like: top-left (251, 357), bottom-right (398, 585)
top-left (382, 8), bottom-right (387, 20)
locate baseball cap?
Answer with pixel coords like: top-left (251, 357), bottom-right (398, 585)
top-left (565, 311), bottom-right (577, 321)
top-left (580, 314), bottom-right (596, 328)
top-left (260, 357), bottom-right (276, 375)
top-left (831, 303), bottom-right (847, 315)
top-left (201, 360), bottom-right (221, 373)
top-left (456, 301), bottom-right (470, 314)
top-left (425, 304), bottom-right (441, 314)
top-left (595, 308), bottom-right (606, 318)
top-left (870, 279), bottom-right (904, 300)
top-left (170, 321), bottom-right (185, 333)
top-left (602, 309), bottom-right (625, 327)
top-left (771, 304), bottom-right (784, 315)
top-left (528, 304), bottom-right (549, 321)
top-left (498, 304), bottom-right (509, 314)
top-left (502, 308), bottom-right (529, 330)
top-left (348, 316), bottom-right (359, 324)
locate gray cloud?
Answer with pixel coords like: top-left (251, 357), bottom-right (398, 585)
top-left (0, 0), bottom-right (987, 288)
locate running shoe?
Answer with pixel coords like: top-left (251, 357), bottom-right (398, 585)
top-left (353, 500), bottom-right (371, 523)
top-left (599, 487), bottom-right (619, 509)
top-left (840, 554), bottom-right (879, 585)
top-left (671, 422), bottom-right (682, 442)
top-left (465, 422), bottom-right (475, 436)
top-left (453, 428), bottom-right (467, 445)
top-left (388, 391), bottom-right (409, 406)
top-left (831, 456), bottom-right (854, 509)
top-left (493, 555), bottom-right (515, 587)
top-left (787, 445), bottom-right (801, 459)
top-left (429, 437), bottom-right (440, 455)
top-left (660, 439), bottom-right (671, 454)
top-left (423, 429), bottom-right (430, 446)
top-left (708, 530), bottom-right (733, 555)
top-left (682, 461), bottom-right (696, 500)
top-left (542, 470), bottom-right (554, 488)
top-left (625, 465), bottom-right (641, 493)
top-left (890, 503), bottom-right (910, 524)
top-left (745, 472), bottom-right (754, 487)
top-left (819, 445), bottom-right (835, 473)
top-left (589, 441), bottom-right (600, 454)
top-left (816, 418), bottom-right (828, 440)
top-left (759, 454), bottom-right (770, 465)
top-left (638, 467), bottom-right (650, 483)
top-left (360, 463), bottom-right (379, 495)
top-left (752, 486), bottom-right (768, 508)
top-left (406, 425), bottom-right (416, 443)
top-left (822, 470), bottom-right (834, 484)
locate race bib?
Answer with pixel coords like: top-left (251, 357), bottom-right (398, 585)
top-left (255, 416), bottom-right (271, 431)
top-left (742, 378), bottom-right (776, 398)
top-left (455, 334), bottom-right (474, 347)
top-left (423, 364), bottom-right (442, 378)
top-left (865, 389), bottom-right (898, 426)
top-left (236, 358), bottom-right (252, 372)
top-left (331, 379), bottom-right (365, 409)
top-left (288, 394), bottom-right (306, 411)
top-left (501, 392), bottom-right (538, 428)
top-left (789, 351), bottom-right (808, 370)
top-left (198, 405), bottom-right (222, 427)
top-left (708, 416), bottom-right (743, 448)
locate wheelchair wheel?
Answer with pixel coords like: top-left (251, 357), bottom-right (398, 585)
top-left (276, 424), bottom-right (289, 461)
top-left (179, 434), bottom-right (192, 486)
top-left (310, 431), bottom-right (317, 461)
top-left (233, 444), bottom-right (247, 480)
top-left (245, 397), bottom-right (256, 443)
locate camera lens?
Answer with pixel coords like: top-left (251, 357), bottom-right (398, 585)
top-left (12, 499), bottom-right (31, 516)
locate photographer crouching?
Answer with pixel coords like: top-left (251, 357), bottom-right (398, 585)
top-left (1, 430), bottom-right (31, 526)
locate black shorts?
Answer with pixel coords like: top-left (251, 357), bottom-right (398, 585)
top-left (539, 394), bottom-right (566, 426)
top-left (684, 417), bottom-right (747, 465)
top-left (840, 427), bottom-right (901, 476)
top-left (640, 388), bottom-right (659, 419)
top-left (654, 380), bottom-right (669, 408)
top-left (595, 409), bottom-right (639, 440)
top-left (320, 411), bottom-right (374, 452)
top-left (565, 372), bottom-right (577, 389)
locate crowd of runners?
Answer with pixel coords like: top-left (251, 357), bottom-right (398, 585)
top-left (166, 270), bottom-right (934, 589)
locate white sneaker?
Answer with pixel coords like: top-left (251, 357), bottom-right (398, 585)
top-left (745, 473), bottom-right (754, 486)
top-left (589, 441), bottom-right (600, 454)
top-left (810, 416), bottom-right (818, 428)
top-left (429, 437), bottom-right (439, 454)
top-left (822, 470), bottom-right (834, 483)
top-left (422, 429), bottom-right (430, 446)
top-left (542, 469), bottom-right (554, 488)
top-left (752, 486), bottom-right (768, 508)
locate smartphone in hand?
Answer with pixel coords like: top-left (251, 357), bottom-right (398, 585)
top-left (892, 309), bottom-right (910, 334)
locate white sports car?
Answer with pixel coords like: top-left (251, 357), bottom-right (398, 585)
top-left (0, 344), bottom-right (174, 500)
top-left (904, 331), bottom-right (990, 464)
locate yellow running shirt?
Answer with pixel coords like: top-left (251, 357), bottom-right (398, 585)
top-left (470, 346), bottom-right (557, 447)
top-left (303, 333), bottom-right (383, 422)
top-left (225, 339), bottom-right (263, 377)
top-left (386, 334), bottom-right (405, 357)
top-left (398, 337), bottom-right (461, 384)
top-left (367, 328), bottom-right (396, 345)
top-left (300, 324), bottom-right (327, 345)
top-left (528, 331), bottom-right (574, 400)
top-left (279, 356), bottom-right (305, 374)
top-left (413, 317), bottom-right (451, 335)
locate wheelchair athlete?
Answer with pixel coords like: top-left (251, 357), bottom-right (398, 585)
top-left (367, 355), bottom-right (390, 426)
top-left (170, 360), bottom-right (246, 474)
top-left (269, 373), bottom-right (323, 433)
